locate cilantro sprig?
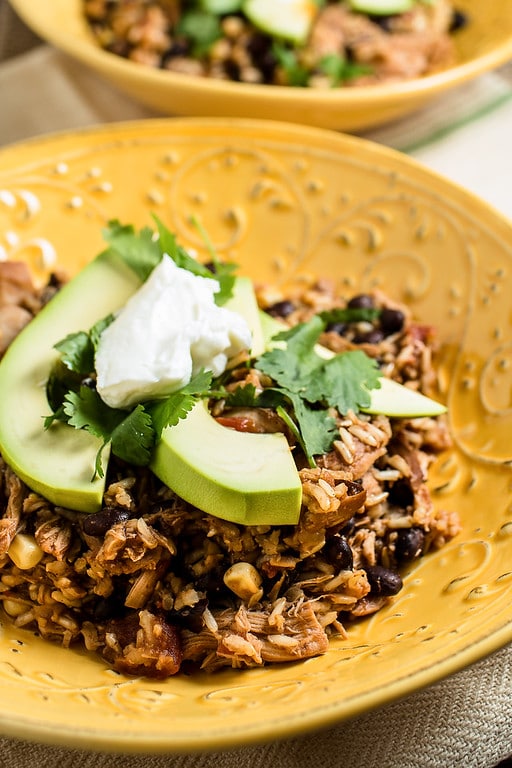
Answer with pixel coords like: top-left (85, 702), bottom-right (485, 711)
top-left (44, 217), bottom-right (236, 478)
top-left (225, 315), bottom-right (382, 466)
top-left (45, 217), bottom-right (383, 480)
top-left (102, 216), bottom-right (237, 305)
top-left (46, 333), bottom-right (214, 480)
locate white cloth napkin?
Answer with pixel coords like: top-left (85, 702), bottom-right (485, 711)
top-left (0, 22), bottom-right (511, 768)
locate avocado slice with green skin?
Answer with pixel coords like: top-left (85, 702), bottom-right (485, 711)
top-left (259, 311), bottom-right (447, 418)
top-left (222, 276), bottom-right (266, 357)
top-left (348, 0), bottom-right (415, 15)
top-left (243, 0), bottom-right (318, 44)
top-left (151, 400), bottom-right (302, 525)
top-left (0, 251), bottom-right (142, 512)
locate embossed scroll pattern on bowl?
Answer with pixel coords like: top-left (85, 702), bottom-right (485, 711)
top-left (0, 120), bottom-right (511, 752)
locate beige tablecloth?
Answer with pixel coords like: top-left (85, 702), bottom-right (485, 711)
top-left (0, 3), bottom-right (511, 766)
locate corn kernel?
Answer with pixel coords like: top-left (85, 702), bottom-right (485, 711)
top-left (8, 533), bottom-right (44, 570)
top-left (2, 599), bottom-right (27, 617)
top-left (223, 562), bottom-right (263, 606)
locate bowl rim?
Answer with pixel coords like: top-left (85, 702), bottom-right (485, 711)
top-left (9, 0), bottom-right (512, 109)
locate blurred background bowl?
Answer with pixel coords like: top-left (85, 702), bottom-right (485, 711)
top-left (8, 0), bottom-right (512, 131)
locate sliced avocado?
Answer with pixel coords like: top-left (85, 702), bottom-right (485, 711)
top-left (151, 400), bottom-right (302, 525)
top-left (0, 262), bottom-right (302, 522)
top-left (0, 252), bottom-right (142, 512)
top-left (360, 376), bottom-right (446, 417)
top-left (259, 310), bottom-right (446, 418)
top-left (223, 276), bottom-right (265, 357)
top-left (348, 0), bottom-right (415, 15)
top-left (243, 0), bottom-right (317, 44)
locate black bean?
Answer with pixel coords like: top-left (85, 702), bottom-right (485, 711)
top-left (380, 307), bottom-right (405, 335)
top-left (353, 329), bottom-right (384, 345)
top-left (266, 300), bottom-right (295, 318)
top-left (369, 15), bottom-right (393, 32)
top-left (224, 59), bottom-right (241, 81)
top-left (387, 478), bottom-right (415, 509)
top-left (450, 10), bottom-right (468, 32)
top-left (195, 567), bottom-right (226, 596)
top-left (338, 516), bottom-right (356, 537)
top-left (246, 32), bottom-right (272, 59)
top-left (325, 535), bottom-right (354, 570)
top-left (106, 40), bottom-right (130, 57)
top-left (394, 527), bottom-right (425, 562)
top-left (82, 506), bottom-right (131, 537)
top-left (347, 294), bottom-right (374, 310)
top-left (166, 599), bottom-right (208, 633)
top-left (256, 50), bottom-right (277, 83)
top-left (365, 565), bottom-right (403, 596)
top-left (166, 40), bottom-right (190, 57)
top-left (90, 594), bottom-right (126, 622)
top-left (326, 321), bottom-right (348, 336)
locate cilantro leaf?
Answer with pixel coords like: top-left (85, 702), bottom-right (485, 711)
top-left (200, 0), bottom-right (243, 12)
top-left (154, 214), bottom-right (236, 305)
top-left (46, 358), bottom-right (86, 413)
top-left (153, 215), bottom-right (211, 277)
top-left (272, 42), bottom-right (309, 87)
top-left (63, 386), bottom-right (155, 477)
top-left (255, 314), bottom-right (381, 464)
top-left (48, 316), bottom-right (113, 414)
top-left (256, 316), bottom-right (325, 391)
top-left (318, 307), bottom-right (380, 325)
top-left (43, 405), bottom-right (66, 429)
top-left (287, 393), bottom-right (338, 458)
top-left (63, 386), bottom-right (123, 438)
top-left (224, 383), bottom-right (258, 407)
top-left (110, 405), bottom-right (155, 466)
top-left (305, 350), bottom-right (381, 413)
top-left (102, 220), bottom-right (161, 281)
top-left (180, 369), bottom-right (213, 395)
top-left (318, 54), bottom-right (373, 86)
top-left (89, 314), bottom-right (115, 350)
top-left (104, 216), bottom-right (236, 302)
top-left (54, 331), bottom-right (94, 374)
top-left (149, 393), bottom-right (198, 439)
top-left (148, 370), bottom-right (213, 438)
top-left (176, 9), bottom-right (222, 56)
top-left (187, 215), bottom-right (237, 305)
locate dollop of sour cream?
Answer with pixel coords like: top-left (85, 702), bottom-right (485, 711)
top-left (95, 255), bottom-right (252, 409)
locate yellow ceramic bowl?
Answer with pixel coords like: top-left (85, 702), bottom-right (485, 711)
top-left (8, 0), bottom-right (512, 131)
top-left (0, 118), bottom-right (511, 753)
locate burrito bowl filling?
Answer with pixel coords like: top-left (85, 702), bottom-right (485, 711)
top-left (0, 219), bottom-right (460, 678)
top-left (82, 0), bottom-right (468, 88)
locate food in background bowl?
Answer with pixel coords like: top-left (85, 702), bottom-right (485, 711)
top-left (10, 0), bottom-right (512, 130)
top-left (83, 0), bottom-right (467, 87)
top-left (0, 219), bottom-right (458, 679)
